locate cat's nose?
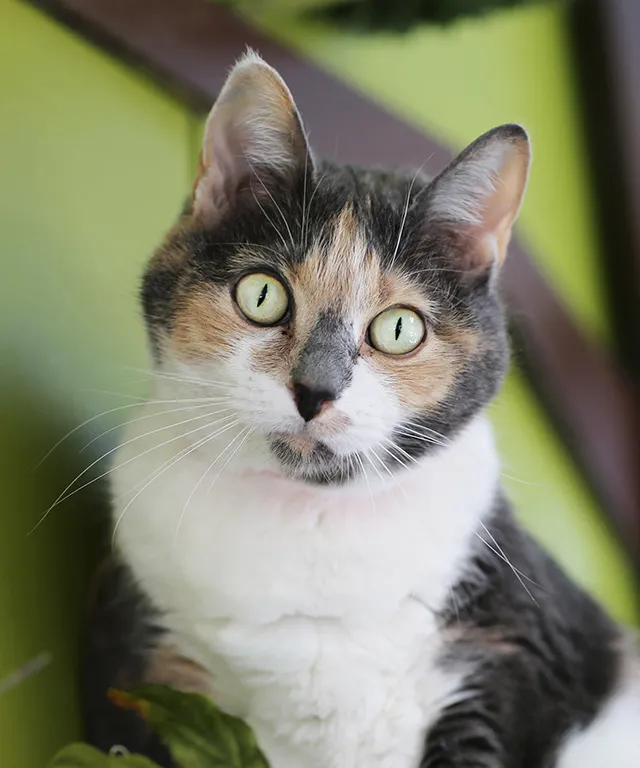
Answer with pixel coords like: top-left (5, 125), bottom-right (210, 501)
top-left (292, 382), bottom-right (336, 422)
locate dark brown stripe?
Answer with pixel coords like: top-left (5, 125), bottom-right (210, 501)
top-left (569, 0), bottom-right (640, 383)
top-left (25, 0), bottom-right (640, 565)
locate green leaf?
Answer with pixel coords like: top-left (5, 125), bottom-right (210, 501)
top-left (112, 686), bottom-right (270, 768)
top-left (48, 743), bottom-right (160, 767)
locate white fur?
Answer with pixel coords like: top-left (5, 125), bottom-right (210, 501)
top-left (111, 330), bottom-right (637, 768)
top-left (112, 358), bottom-right (499, 768)
top-left (557, 655), bottom-right (640, 768)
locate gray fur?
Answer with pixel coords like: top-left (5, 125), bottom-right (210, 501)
top-left (292, 309), bottom-right (358, 400)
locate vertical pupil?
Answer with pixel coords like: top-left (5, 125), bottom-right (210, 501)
top-left (394, 316), bottom-right (402, 340)
top-left (256, 283), bottom-right (268, 307)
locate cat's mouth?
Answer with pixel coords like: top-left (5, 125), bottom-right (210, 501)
top-left (268, 433), bottom-right (356, 485)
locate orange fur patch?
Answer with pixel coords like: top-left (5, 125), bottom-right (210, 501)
top-left (172, 286), bottom-right (240, 361)
top-left (166, 200), bottom-right (479, 417)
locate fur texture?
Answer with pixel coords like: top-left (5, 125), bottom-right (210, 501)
top-left (82, 53), bottom-right (639, 767)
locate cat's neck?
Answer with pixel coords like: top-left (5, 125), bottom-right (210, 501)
top-left (113, 410), bottom-right (501, 624)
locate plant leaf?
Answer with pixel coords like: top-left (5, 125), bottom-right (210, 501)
top-left (48, 743), bottom-right (160, 767)
top-left (110, 686), bottom-right (270, 768)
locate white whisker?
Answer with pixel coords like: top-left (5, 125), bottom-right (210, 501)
top-left (80, 404), bottom-right (231, 453)
top-left (385, 439), bottom-right (420, 465)
top-left (395, 427), bottom-right (449, 450)
top-left (250, 186), bottom-right (288, 250)
top-left (126, 367), bottom-right (233, 390)
top-left (112, 419), bottom-right (241, 544)
top-left (474, 523), bottom-right (541, 604)
top-left (31, 411), bottom-right (237, 533)
top-left (406, 422), bottom-right (451, 443)
top-left (174, 425), bottom-right (248, 541)
top-left (202, 427), bottom-right (254, 508)
top-left (369, 446), bottom-right (408, 499)
top-left (363, 450), bottom-right (386, 485)
top-left (300, 148), bottom-right (310, 249)
top-left (33, 396), bottom-right (227, 470)
top-left (248, 159), bottom-right (295, 250)
top-left (355, 453), bottom-right (375, 516)
top-left (449, 587), bottom-right (461, 625)
top-left (389, 165), bottom-right (423, 270)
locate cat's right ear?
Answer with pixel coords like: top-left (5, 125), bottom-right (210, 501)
top-left (425, 124), bottom-right (531, 279)
top-left (192, 51), bottom-right (313, 225)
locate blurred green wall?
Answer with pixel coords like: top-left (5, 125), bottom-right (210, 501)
top-left (0, 1), bottom-right (636, 765)
top-left (0, 1), bottom-right (190, 763)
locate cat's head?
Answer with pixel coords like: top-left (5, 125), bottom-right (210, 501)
top-left (142, 52), bottom-right (530, 484)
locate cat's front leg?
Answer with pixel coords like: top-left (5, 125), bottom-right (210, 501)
top-left (420, 655), bottom-right (541, 768)
top-left (420, 694), bottom-right (506, 768)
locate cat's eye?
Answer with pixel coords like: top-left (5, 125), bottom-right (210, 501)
top-left (235, 273), bottom-right (289, 325)
top-left (368, 307), bottom-right (425, 356)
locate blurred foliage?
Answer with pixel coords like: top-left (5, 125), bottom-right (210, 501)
top-left (220, 0), bottom-right (555, 31)
top-left (48, 686), bottom-right (270, 768)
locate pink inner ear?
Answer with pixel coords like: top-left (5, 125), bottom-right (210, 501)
top-left (190, 53), bottom-right (309, 227)
top-left (473, 144), bottom-right (530, 268)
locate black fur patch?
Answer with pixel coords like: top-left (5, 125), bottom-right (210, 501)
top-left (421, 494), bottom-right (621, 767)
top-left (81, 558), bottom-right (172, 767)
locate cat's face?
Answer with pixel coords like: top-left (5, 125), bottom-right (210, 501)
top-left (142, 52), bottom-right (530, 484)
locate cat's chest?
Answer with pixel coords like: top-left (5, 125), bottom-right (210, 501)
top-left (168, 602), bottom-right (463, 768)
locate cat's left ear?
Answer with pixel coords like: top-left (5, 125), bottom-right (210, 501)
top-left (192, 50), bottom-right (313, 224)
top-left (426, 124), bottom-right (531, 276)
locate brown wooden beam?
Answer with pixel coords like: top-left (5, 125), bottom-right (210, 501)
top-left (26, 0), bottom-right (640, 565)
top-left (569, 0), bottom-right (640, 384)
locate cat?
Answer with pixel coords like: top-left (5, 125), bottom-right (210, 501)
top-left (82, 51), bottom-right (640, 768)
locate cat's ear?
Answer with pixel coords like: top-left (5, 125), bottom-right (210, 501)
top-left (192, 50), bottom-right (313, 224)
top-left (426, 124), bottom-right (530, 276)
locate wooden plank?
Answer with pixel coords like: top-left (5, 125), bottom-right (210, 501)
top-left (569, 0), bottom-right (640, 384)
top-left (26, 0), bottom-right (640, 563)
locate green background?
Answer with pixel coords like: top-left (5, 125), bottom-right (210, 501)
top-left (0, 0), bottom-right (636, 764)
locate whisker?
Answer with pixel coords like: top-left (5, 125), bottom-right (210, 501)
top-left (126, 367), bottom-right (233, 390)
top-left (369, 446), bottom-right (409, 499)
top-left (112, 419), bottom-right (241, 544)
top-left (174, 425), bottom-right (247, 540)
top-left (80, 404), bottom-right (232, 453)
top-left (449, 587), bottom-right (461, 625)
top-left (81, 389), bottom-right (221, 404)
top-left (113, 418), bottom-right (241, 505)
top-left (389, 165), bottom-right (424, 270)
top-left (31, 411), bottom-right (237, 532)
top-left (250, 186), bottom-right (288, 251)
top-left (395, 427), bottom-right (449, 450)
top-left (205, 427), bottom-right (253, 500)
top-left (404, 422), bottom-right (451, 444)
top-left (474, 525), bottom-right (541, 605)
top-left (249, 161), bottom-right (296, 251)
top-left (33, 396), bottom-right (225, 470)
top-left (380, 439), bottom-right (414, 471)
top-left (304, 169), bottom-right (328, 247)
top-left (500, 472), bottom-right (544, 487)
top-left (477, 520), bottom-right (545, 590)
top-left (300, 147), bottom-right (310, 249)
top-left (355, 453), bottom-right (375, 516)
top-left (213, 242), bottom-right (284, 259)
top-left (363, 450), bottom-right (386, 485)
top-left (385, 439), bottom-right (420, 465)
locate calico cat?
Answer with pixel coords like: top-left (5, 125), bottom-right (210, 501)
top-left (83, 52), bottom-right (640, 767)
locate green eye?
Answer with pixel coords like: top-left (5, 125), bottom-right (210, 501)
top-left (235, 273), bottom-right (289, 325)
top-left (368, 307), bottom-right (425, 355)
